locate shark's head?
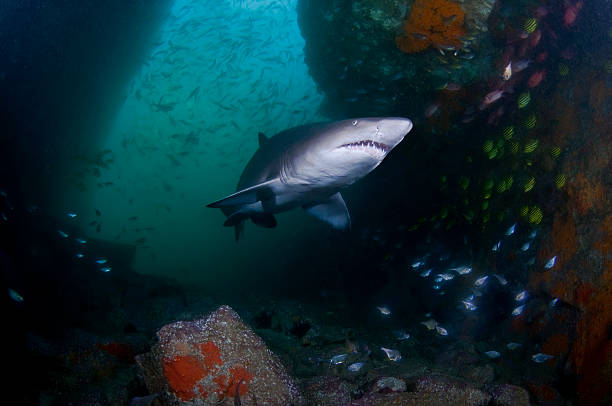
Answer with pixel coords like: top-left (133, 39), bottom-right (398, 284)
top-left (289, 117), bottom-right (413, 188)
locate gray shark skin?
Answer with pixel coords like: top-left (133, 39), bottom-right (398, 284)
top-left (207, 117), bottom-right (413, 240)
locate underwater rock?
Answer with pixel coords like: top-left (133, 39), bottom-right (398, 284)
top-left (136, 305), bottom-right (301, 405)
top-left (488, 384), bottom-right (530, 406)
top-left (412, 374), bottom-right (491, 405)
top-left (301, 376), bottom-right (356, 405)
top-left (372, 376), bottom-right (407, 393)
top-left (459, 363), bottom-right (495, 385)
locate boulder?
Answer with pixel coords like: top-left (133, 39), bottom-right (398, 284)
top-left (136, 305), bottom-right (301, 405)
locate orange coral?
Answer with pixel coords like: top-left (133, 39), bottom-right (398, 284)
top-left (396, 0), bottom-right (465, 53)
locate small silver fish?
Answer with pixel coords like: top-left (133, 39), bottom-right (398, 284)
top-left (550, 298), bottom-right (559, 307)
top-left (66, 212), bottom-right (77, 218)
top-left (462, 300), bottom-right (478, 311)
top-left (493, 274), bottom-right (508, 285)
top-left (450, 265), bottom-right (472, 275)
top-left (420, 269), bottom-right (432, 277)
top-left (485, 350), bottom-right (500, 358)
top-left (436, 326), bottom-right (448, 336)
top-left (412, 260), bottom-right (425, 268)
top-left (544, 256), bottom-right (557, 269)
top-left (421, 319), bottom-right (438, 330)
top-left (75, 238), bottom-right (87, 244)
top-left (438, 273), bottom-right (455, 281)
top-left (529, 230), bottom-right (537, 239)
top-left (96, 258), bottom-right (108, 264)
top-left (515, 290), bottom-right (528, 302)
top-left (8, 288), bottom-right (24, 303)
top-left (58, 230), bottom-right (69, 238)
top-left (381, 347), bottom-right (402, 361)
top-left (512, 304), bottom-right (526, 316)
top-left (492, 240), bottom-right (501, 251)
top-left (531, 353), bottom-right (554, 363)
top-left (527, 257), bottom-right (536, 266)
top-left (377, 306), bottom-right (391, 316)
top-left (348, 362), bottom-right (365, 372)
top-left (506, 342), bottom-right (522, 350)
top-left (432, 284), bottom-right (441, 290)
top-left (505, 222), bottom-right (517, 235)
top-left (100, 266), bottom-right (112, 273)
top-left (330, 353), bottom-right (348, 365)
top-left (75, 253), bottom-right (84, 259)
top-left (521, 242), bottom-right (531, 251)
top-left (474, 275), bottom-right (488, 287)
top-left (435, 276), bottom-right (443, 283)
top-left (393, 329), bottom-right (411, 340)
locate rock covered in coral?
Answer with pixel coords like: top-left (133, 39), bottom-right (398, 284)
top-left (488, 384), bottom-right (530, 406)
top-left (301, 376), bottom-right (356, 405)
top-left (136, 305), bottom-right (301, 405)
top-left (372, 376), bottom-right (407, 393)
top-left (413, 374), bottom-right (491, 405)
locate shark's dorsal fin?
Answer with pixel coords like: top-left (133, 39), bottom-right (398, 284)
top-left (258, 132), bottom-right (269, 147)
top-left (303, 192), bottom-right (351, 230)
top-left (207, 179), bottom-right (279, 208)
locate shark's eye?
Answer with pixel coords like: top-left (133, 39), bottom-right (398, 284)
top-left (352, 120), bottom-right (358, 126)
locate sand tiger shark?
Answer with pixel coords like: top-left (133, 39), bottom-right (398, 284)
top-left (207, 117), bottom-right (413, 240)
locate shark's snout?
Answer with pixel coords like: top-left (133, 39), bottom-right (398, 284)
top-left (377, 117), bottom-right (413, 148)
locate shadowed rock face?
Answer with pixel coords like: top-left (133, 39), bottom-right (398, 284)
top-left (136, 305), bottom-right (301, 405)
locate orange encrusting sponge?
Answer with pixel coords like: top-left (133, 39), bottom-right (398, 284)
top-left (395, 0), bottom-right (465, 53)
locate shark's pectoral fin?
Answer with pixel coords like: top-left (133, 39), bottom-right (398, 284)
top-left (251, 213), bottom-right (277, 228)
top-left (303, 192), bottom-right (351, 230)
top-left (207, 179), bottom-right (279, 208)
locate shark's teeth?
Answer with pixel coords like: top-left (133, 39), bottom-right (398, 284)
top-left (340, 140), bottom-right (389, 153)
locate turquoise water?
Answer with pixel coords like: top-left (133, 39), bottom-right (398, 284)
top-left (69, 0), bottom-right (326, 288)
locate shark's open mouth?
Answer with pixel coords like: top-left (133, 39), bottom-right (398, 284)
top-left (339, 140), bottom-right (389, 154)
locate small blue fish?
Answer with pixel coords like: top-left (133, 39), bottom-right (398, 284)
top-left (521, 242), bottom-right (531, 251)
top-left (493, 274), bottom-right (508, 285)
top-left (100, 266), bottom-right (112, 273)
top-left (432, 284), bottom-right (441, 290)
top-left (529, 230), bottom-right (537, 239)
top-left (66, 212), bottom-right (77, 218)
top-left (420, 268), bottom-right (432, 277)
top-left (8, 288), bottom-right (24, 303)
top-left (485, 350), bottom-right (500, 359)
top-left (544, 256), bottom-right (557, 269)
top-left (96, 258), bottom-right (108, 264)
top-left (531, 353), bottom-right (554, 363)
top-left (393, 329), bottom-right (411, 340)
top-left (435, 276), bottom-right (443, 283)
top-left (348, 362), bottom-right (365, 372)
top-left (411, 260), bottom-right (425, 268)
top-left (492, 240), bottom-right (501, 251)
top-left (515, 290), bottom-right (528, 302)
top-left (506, 342), bottom-right (522, 350)
top-left (505, 223), bottom-right (517, 236)
top-left (58, 230), bottom-right (69, 238)
top-left (330, 354), bottom-right (348, 365)
top-left (75, 238), bottom-right (87, 244)
top-left (474, 275), bottom-right (488, 287)
top-left (512, 304), bottom-right (526, 316)
top-left (75, 253), bottom-right (84, 259)
top-left (550, 298), bottom-right (559, 307)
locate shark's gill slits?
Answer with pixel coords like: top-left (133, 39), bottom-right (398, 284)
top-left (339, 140), bottom-right (389, 154)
